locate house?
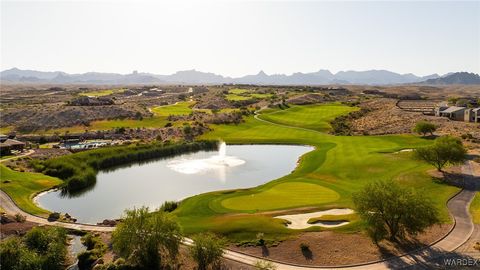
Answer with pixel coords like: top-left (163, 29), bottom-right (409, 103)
top-left (465, 108), bottom-right (480, 123)
top-left (0, 138), bottom-right (26, 155)
top-left (438, 106), bottom-right (467, 121)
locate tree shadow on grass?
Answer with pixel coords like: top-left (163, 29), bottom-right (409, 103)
top-left (431, 170), bottom-right (480, 191)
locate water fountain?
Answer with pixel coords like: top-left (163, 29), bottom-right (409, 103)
top-left (167, 141), bottom-right (245, 175)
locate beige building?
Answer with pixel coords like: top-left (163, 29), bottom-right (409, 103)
top-left (438, 106), bottom-right (467, 121)
top-left (465, 108), bottom-right (480, 123)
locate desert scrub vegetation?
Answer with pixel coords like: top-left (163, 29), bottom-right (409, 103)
top-left (34, 141), bottom-right (218, 193)
top-left (77, 233), bottom-right (107, 270)
top-left (330, 107), bottom-right (370, 135)
top-left (0, 227), bottom-right (68, 270)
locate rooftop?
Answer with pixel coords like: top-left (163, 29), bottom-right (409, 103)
top-left (0, 139), bottom-right (25, 147)
top-left (440, 106), bottom-right (466, 113)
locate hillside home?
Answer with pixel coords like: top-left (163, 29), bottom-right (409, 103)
top-left (465, 108), bottom-right (480, 123)
top-left (0, 138), bottom-right (26, 155)
top-left (438, 106), bottom-right (467, 121)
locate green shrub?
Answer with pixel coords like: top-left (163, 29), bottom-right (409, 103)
top-left (48, 212), bottom-right (60, 221)
top-left (1, 227), bottom-right (68, 270)
top-left (14, 213), bottom-right (26, 223)
top-left (300, 243), bottom-right (310, 252)
top-left (254, 260), bottom-right (277, 270)
top-left (159, 201), bottom-right (178, 212)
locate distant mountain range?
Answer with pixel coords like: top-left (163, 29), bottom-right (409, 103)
top-left (1, 67), bottom-right (478, 85)
top-left (421, 72), bottom-right (480, 85)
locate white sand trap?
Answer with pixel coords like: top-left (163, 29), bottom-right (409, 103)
top-left (275, 208), bottom-right (354, 229)
top-left (393, 149), bottom-right (413, 154)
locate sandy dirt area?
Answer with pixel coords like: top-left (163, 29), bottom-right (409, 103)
top-left (274, 208), bottom-right (354, 229)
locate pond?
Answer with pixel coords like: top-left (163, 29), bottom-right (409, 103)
top-left (36, 144), bottom-right (313, 224)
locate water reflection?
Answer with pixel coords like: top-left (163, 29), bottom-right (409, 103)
top-left (36, 144), bottom-right (313, 224)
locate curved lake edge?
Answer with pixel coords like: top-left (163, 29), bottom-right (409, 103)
top-left (34, 144), bottom-right (315, 223)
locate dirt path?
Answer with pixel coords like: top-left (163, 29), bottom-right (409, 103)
top-left (0, 149), bottom-right (34, 163)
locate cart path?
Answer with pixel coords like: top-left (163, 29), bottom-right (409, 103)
top-left (1, 159), bottom-right (477, 269)
top-left (1, 134), bottom-right (478, 269)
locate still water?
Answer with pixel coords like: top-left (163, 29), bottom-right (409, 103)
top-left (36, 144), bottom-right (313, 224)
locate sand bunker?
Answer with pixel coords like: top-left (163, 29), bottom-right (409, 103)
top-left (275, 208), bottom-right (354, 229)
top-left (393, 148), bottom-right (414, 154)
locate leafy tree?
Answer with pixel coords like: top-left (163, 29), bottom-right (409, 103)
top-left (413, 121), bottom-right (437, 136)
top-left (353, 180), bottom-right (439, 242)
top-left (189, 233), bottom-right (225, 270)
top-left (414, 136), bottom-right (467, 171)
top-left (112, 207), bottom-right (182, 270)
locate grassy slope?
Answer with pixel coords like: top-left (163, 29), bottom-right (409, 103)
top-left (226, 88), bottom-right (272, 101)
top-left (258, 103), bottom-right (359, 132)
top-left (39, 102), bottom-right (197, 134)
top-left (0, 165), bottom-right (62, 216)
top-left (79, 88), bottom-right (126, 97)
top-left (173, 104), bottom-right (458, 241)
top-left (0, 102), bottom-right (460, 242)
top-left (470, 192), bottom-right (480, 224)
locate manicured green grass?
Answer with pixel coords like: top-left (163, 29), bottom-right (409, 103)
top-left (42, 117), bottom-right (170, 134)
top-left (35, 102), bottom-right (199, 134)
top-left (172, 103), bottom-right (459, 241)
top-left (151, 101), bottom-right (198, 116)
top-left (258, 103), bottom-right (359, 132)
top-left (470, 192), bottom-right (480, 224)
top-left (221, 182), bottom-right (340, 211)
top-left (226, 88), bottom-right (272, 101)
top-left (0, 126), bottom-right (13, 134)
top-left (229, 89), bottom-right (250, 94)
top-left (79, 88), bottom-right (126, 97)
top-left (0, 165), bottom-right (62, 216)
top-left (0, 102), bottom-right (460, 244)
top-left (226, 94), bottom-right (251, 101)
top-left (39, 101), bottom-right (241, 134)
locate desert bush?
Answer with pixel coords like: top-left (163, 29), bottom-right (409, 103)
top-left (300, 243), bottom-right (310, 252)
top-left (254, 260), bottom-right (277, 270)
top-left (14, 213), bottom-right (26, 223)
top-left (159, 201), bottom-right (178, 212)
top-left (112, 207), bottom-right (182, 270)
top-left (78, 233), bottom-right (107, 270)
top-left (48, 212), bottom-right (61, 221)
top-left (256, 232), bottom-right (265, 246)
top-left (1, 227), bottom-right (68, 270)
top-left (413, 121), bottom-right (436, 136)
top-left (189, 232), bottom-right (225, 270)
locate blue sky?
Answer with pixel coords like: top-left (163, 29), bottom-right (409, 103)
top-left (1, 1), bottom-right (479, 76)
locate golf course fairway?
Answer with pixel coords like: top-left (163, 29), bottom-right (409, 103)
top-left (173, 103), bottom-right (459, 242)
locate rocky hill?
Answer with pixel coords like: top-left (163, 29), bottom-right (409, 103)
top-left (421, 72), bottom-right (480, 85)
